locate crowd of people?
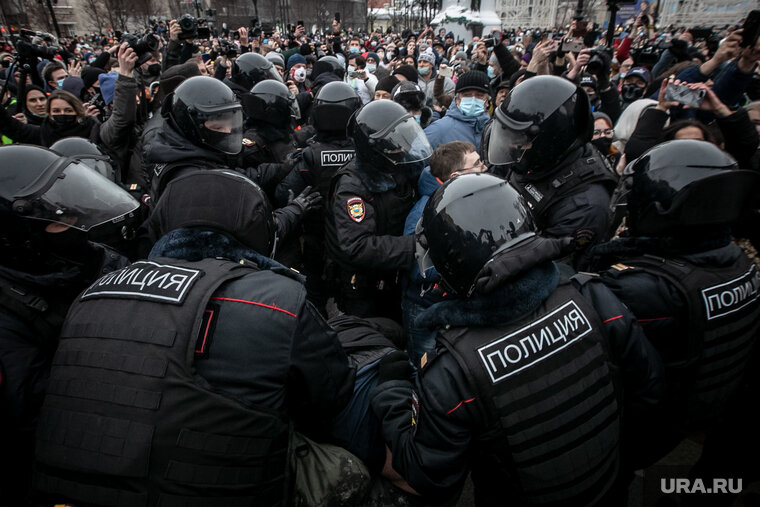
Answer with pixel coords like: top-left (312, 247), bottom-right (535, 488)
top-left (1, 10), bottom-right (759, 506)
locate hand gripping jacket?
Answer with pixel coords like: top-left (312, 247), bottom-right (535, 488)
top-left (508, 144), bottom-right (618, 228)
top-left (34, 258), bottom-right (291, 507)
top-left (437, 280), bottom-right (621, 507)
top-left (617, 254), bottom-right (760, 428)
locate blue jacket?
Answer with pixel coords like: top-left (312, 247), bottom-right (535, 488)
top-left (403, 167), bottom-right (441, 236)
top-left (423, 103), bottom-right (491, 151)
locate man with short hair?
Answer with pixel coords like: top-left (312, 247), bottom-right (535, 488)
top-left (423, 70), bottom-right (491, 150)
top-left (42, 60), bottom-right (67, 92)
top-left (402, 141), bottom-right (486, 363)
top-left (346, 54), bottom-right (377, 104)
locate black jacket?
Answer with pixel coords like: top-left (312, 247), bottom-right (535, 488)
top-left (371, 260), bottom-right (664, 504)
top-left (324, 160), bottom-right (417, 275)
top-left (0, 243), bottom-right (128, 506)
top-left (148, 228), bottom-right (355, 437)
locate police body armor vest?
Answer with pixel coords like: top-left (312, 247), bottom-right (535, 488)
top-left (510, 145), bottom-right (618, 228)
top-left (438, 282), bottom-right (620, 507)
top-left (621, 253), bottom-right (760, 427)
top-left (34, 258), bottom-right (291, 507)
top-left (304, 139), bottom-right (355, 201)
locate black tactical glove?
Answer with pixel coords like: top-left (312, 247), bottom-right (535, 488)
top-left (591, 49), bottom-right (612, 90)
top-left (376, 350), bottom-right (414, 385)
top-left (288, 185), bottom-right (323, 213)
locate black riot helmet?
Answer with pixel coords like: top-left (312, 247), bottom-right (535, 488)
top-left (311, 81), bottom-right (362, 133)
top-left (348, 100), bottom-right (433, 173)
top-left (0, 145), bottom-right (139, 235)
top-left (416, 173), bottom-right (535, 296)
top-left (231, 52), bottom-right (283, 90)
top-left (318, 55), bottom-right (345, 79)
top-left (489, 75), bottom-right (592, 176)
top-left (50, 137), bottom-right (117, 182)
top-left (165, 76), bottom-right (244, 155)
top-left (624, 139), bottom-right (760, 237)
top-left (150, 169), bottom-right (277, 257)
top-left (243, 80), bottom-right (296, 129)
top-left (391, 81), bottom-right (426, 112)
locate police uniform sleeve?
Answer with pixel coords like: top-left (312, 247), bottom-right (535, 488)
top-left (288, 299), bottom-right (355, 439)
top-left (274, 149), bottom-right (313, 208)
top-left (371, 351), bottom-right (482, 503)
top-left (331, 178), bottom-right (415, 271)
top-left (542, 183), bottom-right (612, 246)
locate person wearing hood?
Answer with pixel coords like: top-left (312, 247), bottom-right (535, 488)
top-left (591, 111), bottom-right (621, 169)
top-left (391, 80), bottom-right (434, 128)
top-left (423, 70), bottom-right (491, 150)
top-left (371, 173), bottom-right (664, 505)
top-left (417, 48), bottom-right (454, 107)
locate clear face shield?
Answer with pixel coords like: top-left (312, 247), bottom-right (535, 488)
top-left (374, 116), bottom-right (433, 166)
top-left (199, 107), bottom-right (244, 155)
top-left (487, 121), bottom-right (537, 167)
top-left (13, 158), bottom-right (139, 232)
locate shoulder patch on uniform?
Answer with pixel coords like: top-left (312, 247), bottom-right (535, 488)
top-left (346, 197), bottom-right (365, 222)
top-left (611, 263), bottom-right (634, 271)
top-left (242, 138), bottom-right (255, 147)
top-left (81, 261), bottom-right (203, 304)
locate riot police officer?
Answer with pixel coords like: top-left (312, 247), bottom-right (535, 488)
top-left (275, 81), bottom-right (362, 313)
top-left (33, 169), bottom-right (354, 507)
top-left (0, 145), bottom-right (136, 505)
top-left (591, 140), bottom-right (760, 466)
top-left (239, 79), bottom-right (301, 196)
top-left (488, 75), bottom-right (618, 262)
top-left (324, 100), bottom-right (432, 321)
top-left (143, 75), bottom-right (244, 202)
top-left (371, 173), bottom-right (664, 505)
top-left (224, 52), bottom-right (283, 104)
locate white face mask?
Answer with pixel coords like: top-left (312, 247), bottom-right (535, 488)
top-left (347, 65), bottom-right (355, 74)
top-left (293, 67), bottom-right (306, 83)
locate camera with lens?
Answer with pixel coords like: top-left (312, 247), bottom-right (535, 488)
top-left (585, 48), bottom-right (609, 75)
top-left (177, 14), bottom-right (210, 40)
top-left (220, 41), bottom-right (238, 59)
top-left (16, 29), bottom-right (59, 60)
top-left (121, 33), bottom-right (159, 65)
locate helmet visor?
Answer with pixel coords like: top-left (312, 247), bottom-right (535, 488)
top-left (76, 156), bottom-right (116, 182)
top-left (200, 109), bottom-right (244, 155)
top-left (19, 161), bottom-right (139, 232)
top-left (488, 122), bottom-right (536, 166)
top-left (374, 116), bottom-right (433, 165)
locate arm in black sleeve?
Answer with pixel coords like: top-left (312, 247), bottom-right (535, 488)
top-left (330, 178), bottom-right (415, 271)
top-left (179, 43), bottom-right (195, 65)
top-left (371, 351), bottom-right (478, 502)
top-left (493, 42), bottom-right (520, 79)
top-left (716, 107), bottom-right (759, 170)
top-left (91, 50), bottom-right (112, 70)
top-left (214, 60), bottom-right (227, 81)
top-left (288, 300), bottom-right (355, 439)
top-left (0, 106), bottom-right (42, 144)
top-left (599, 86), bottom-right (622, 124)
top-left (624, 107), bottom-right (669, 162)
top-left (243, 160), bottom-right (295, 197)
top-left (16, 66), bottom-right (27, 113)
top-left (274, 151), bottom-right (312, 208)
top-left (163, 40), bottom-right (182, 71)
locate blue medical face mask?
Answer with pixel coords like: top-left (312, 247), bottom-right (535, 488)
top-left (458, 96), bottom-right (486, 116)
top-left (487, 66), bottom-right (496, 79)
top-left (349, 46), bottom-right (360, 53)
top-left (56, 78), bottom-right (65, 88)
top-left (413, 114), bottom-right (421, 124)
top-left (366, 63), bottom-right (377, 73)
top-left (418, 66), bottom-right (430, 76)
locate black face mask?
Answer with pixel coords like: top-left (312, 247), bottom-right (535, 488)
top-left (592, 137), bottom-right (612, 155)
top-left (1, 60), bottom-right (10, 69)
top-left (51, 114), bottom-right (79, 128)
top-left (621, 83), bottom-right (645, 102)
top-left (146, 63), bottom-right (162, 78)
top-left (42, 227), bottom-right (91, 262)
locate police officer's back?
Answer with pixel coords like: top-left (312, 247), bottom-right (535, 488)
top-left (371, 174), bottom-right (664, 506)
top-left (0, 145), bottom-right (136, 505)
top-left (33, 170), bottom-right (354, 506)
top-left (592, 140), bottom-right (760, 461)
top-left (324, 100), bottom-right (433, 320)
top-left (488, 75), bottom-right (618, 261)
